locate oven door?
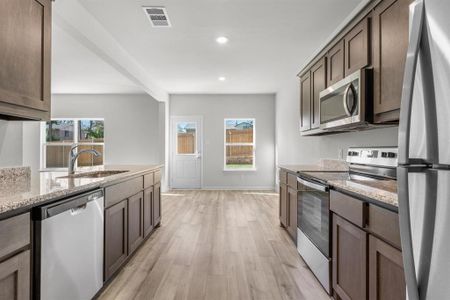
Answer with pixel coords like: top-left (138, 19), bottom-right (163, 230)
top-left (319, 69), bottom-right (370, 130)
top-left (297, 177), bottom-right (330, 257)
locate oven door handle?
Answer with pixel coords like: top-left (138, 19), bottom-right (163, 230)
top-left (297, 178), bottom-right (328, 192)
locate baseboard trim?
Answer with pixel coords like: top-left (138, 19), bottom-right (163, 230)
top-left (200, 186), bottom-right (276, 191)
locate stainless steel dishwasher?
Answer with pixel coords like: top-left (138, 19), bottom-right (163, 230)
top-left (33, 189), bottom-right (104, 300)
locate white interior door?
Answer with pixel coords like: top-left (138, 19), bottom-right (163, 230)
top-left (170, 116), bottom-right (202, 189)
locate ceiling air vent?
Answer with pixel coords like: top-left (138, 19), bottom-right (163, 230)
top-left (143, 7), bottom-right (171, 27)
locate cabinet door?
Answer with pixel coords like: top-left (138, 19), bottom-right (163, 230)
top-left (0, 250), bottom-right (30, 300)
top-left (344, 18), bottom-right (370, 76)
top-left (279, 184), bottom-right (288, 227)
top-left (372, 0), bottom-right (411, 122)
top-left (311, 57), bottom-right (327, 129)
top-left (128, 192), bottom-right (144, 254)
top-left (333, 214), bottom-right (367, 300)
top-left (369, 235), bottom-right (406, 300)
top-left (0, 0), bottom-right (51, 120)
top-left (327, 41), bottom-right (345, 86)
top-left (143, 188), bottom-right (154, 237)
top-left (105, 200), bottom-right (128, 280)
top-left (153, 183), bottom-right (161, 226)
top-left (300, 71), bottom-right (311, 132)
top-left (287, 187), bottom-right (297, 243)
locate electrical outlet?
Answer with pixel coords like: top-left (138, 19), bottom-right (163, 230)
top-left (338, 148), bottom-right (344, 160)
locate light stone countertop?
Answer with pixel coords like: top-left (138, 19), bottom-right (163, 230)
top-left (328, 179), bottom-right (398, 209)
top-left (0, 165), bottom-right (162, 219)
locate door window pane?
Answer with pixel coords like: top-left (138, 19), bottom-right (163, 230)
top-left (226, 145), bottom-right (254, 169)
top-left (79, 120), bottom-right (104, 142)
top-left (46, 121), bottom-right (74, 143)
top-left (177, 122), bottom-right (196, 154)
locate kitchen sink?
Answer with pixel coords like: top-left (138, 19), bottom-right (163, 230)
top-left (58, 170), bottom-right (129, 179)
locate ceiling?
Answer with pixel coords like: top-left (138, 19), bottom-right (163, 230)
top-left (52, 25), bottom-right (143, 94)
top-left (52, 0), bottom-right (363, 96)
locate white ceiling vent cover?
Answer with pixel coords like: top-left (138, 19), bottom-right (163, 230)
top-left (143, 7), bottom-right (171, 27)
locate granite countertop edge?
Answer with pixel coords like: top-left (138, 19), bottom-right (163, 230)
top-left (0, 164), bottom-right (163, 219)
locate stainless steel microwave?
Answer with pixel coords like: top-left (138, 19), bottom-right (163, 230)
top-left (319, 69), bottom-right (372, 131)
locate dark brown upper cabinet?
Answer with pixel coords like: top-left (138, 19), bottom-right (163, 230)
top-left (0, 0), bottom-right (52, 120)
top-left (344, 18), bottom-right (370, 76)
top-left (372, 0), bottom-right (411, 123)
top-left (327, 41), bottom-right (345, 86)
top-left (311, 57), bottom-right (327, 129)
top-left (300, 71), bottom-right (312, 132)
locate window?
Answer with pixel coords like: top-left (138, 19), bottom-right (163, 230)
top-left (176, 122), bottom-right (197, 154)
top-left (224, 118), bottom-right (255, 170)
top-left (41, 119), bottom-right (105, 169)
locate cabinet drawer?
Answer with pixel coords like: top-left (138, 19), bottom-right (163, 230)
top-left (0, 213), bottom-right (30, 261)
top-left (287, 173), bottom-right (298, 189)
top-left (105, 177), bottom-right (143, 208)
top-left (366, 204), bottom-right (401, 249)
top-left (330, 190), bottom-right (366, 227)
top-left (154, 170), bottom-right (161, 184)
top-left (144, 172), bottom-right (154, 189)
top-left (279, 170), bottom-right (287, 184)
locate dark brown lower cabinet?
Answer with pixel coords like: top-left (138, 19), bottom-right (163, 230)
top-left (105, 200), bottom-right (128, 280)
top-left (287, 187), bottom-right (298, 242)
top-left (143, 188), bottom-right (154, 237)
top-left (153, 183), bottom-right (161, 226)
top-left (333, 214), bottom-right (367, 300)
top-left (128, 192), bottom-right (144, 254)
top-left (369, 235), bottom-right (406, 300)
top-left (279, 183), bottom-right (288, 227)
top-left (0, 250), bottom-right (30, 300)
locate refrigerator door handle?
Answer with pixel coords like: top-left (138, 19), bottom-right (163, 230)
top-left (398, 167), bottom-right (420, 300)
top-left (398, 0), bottom-right (425, 165)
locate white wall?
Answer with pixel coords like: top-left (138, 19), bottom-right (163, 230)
top-left (170, 94), bottom-right (276, 189)
top-left (276, 77), bottom-right (399, 165)
top-left (50, 94), bottom-right (164, 166)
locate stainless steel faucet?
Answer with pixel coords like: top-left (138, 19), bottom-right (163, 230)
top-left (68, 144), bottom-right (102, 175)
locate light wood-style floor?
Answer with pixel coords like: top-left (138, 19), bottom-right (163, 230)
top-left (99, 190), bottom-right (331, 300)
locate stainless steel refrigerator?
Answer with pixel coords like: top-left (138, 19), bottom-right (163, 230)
top-left (398, 0), bottom-right (450, 299)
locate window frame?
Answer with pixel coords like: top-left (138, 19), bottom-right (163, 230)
top-left (40, 118), bottom-right (105, 171)
top-left (223, 118), bottom-right (256, 172)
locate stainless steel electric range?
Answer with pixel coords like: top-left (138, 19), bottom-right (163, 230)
top-left (296, 147), bottom-right (398, 294)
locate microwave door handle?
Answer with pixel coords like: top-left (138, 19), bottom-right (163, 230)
top-left (343, 83), bottom-right (355, 116)
top-left (297, 178), bottom-right (328, 192)
top-left (398, 0), bottom-right (424, 165)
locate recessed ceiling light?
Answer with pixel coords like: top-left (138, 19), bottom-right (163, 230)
top-left (218, 76), bottom-right (226, 81)
top-left (216, 36), bottom-right (229, 44)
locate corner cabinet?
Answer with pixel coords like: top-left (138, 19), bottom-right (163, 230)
top-left (278, 170), bottom-right (298, 243)
top-left (0, 0), bottom-right (52, 120)
top-left (104, 169), bottom-right (162, 282)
